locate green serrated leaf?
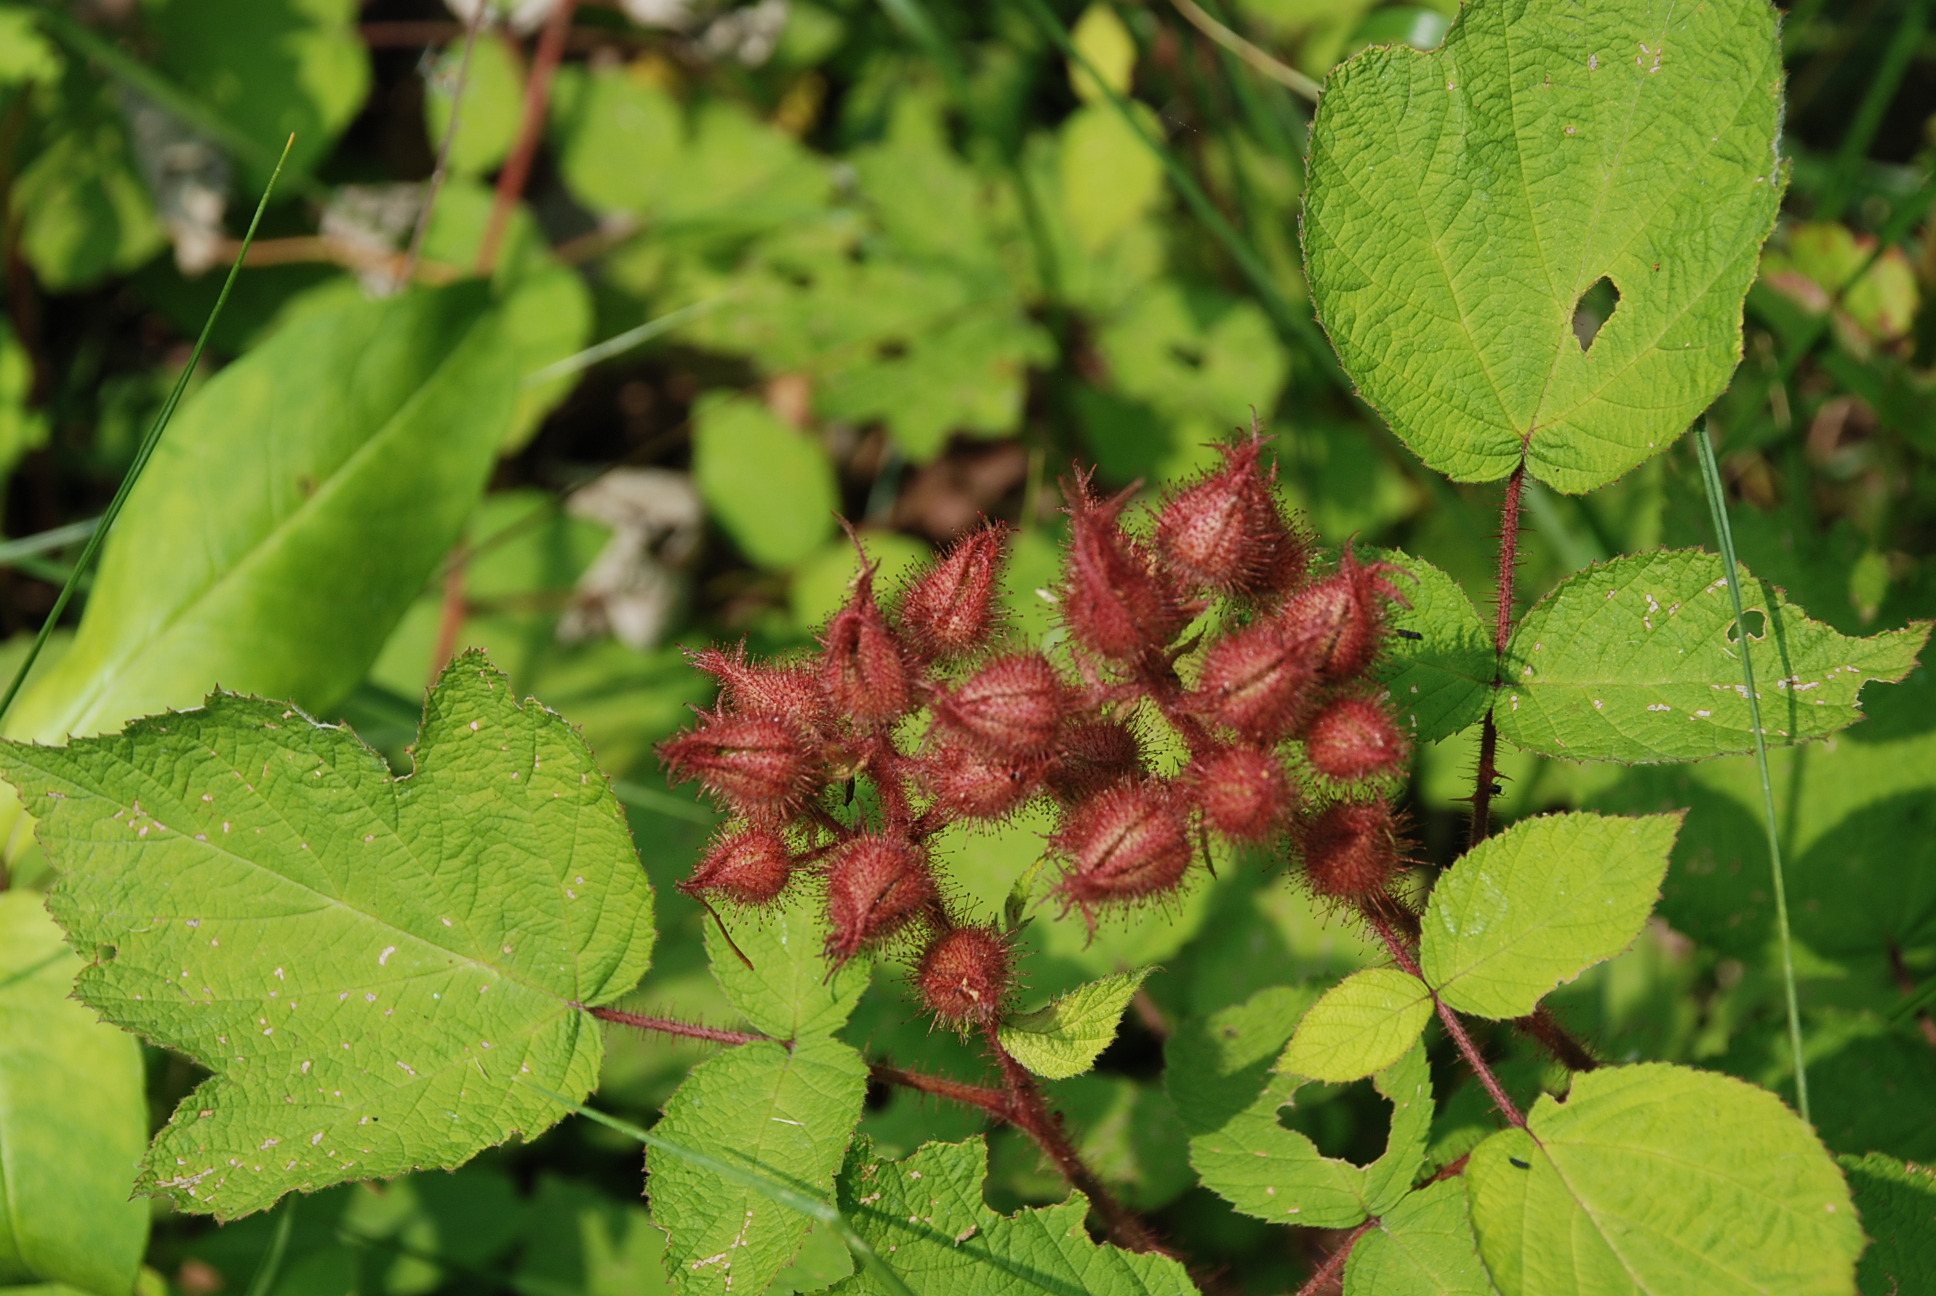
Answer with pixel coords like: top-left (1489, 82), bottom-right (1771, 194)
top-left (998, 966), bottom-right (1153, 1081)
top-left (1840, 1152), bottom-right (1936, 1296)
top-left (706, 890), bottom-right (867, 1039)
top-left (828, 1135), bottom-right (1198, 1295)
top-left (1304, 0), bottom-right (1784, 492)
top-left (1466, 1063), bottom-right (1861, 1296)
top-left (1179, 985), bottom-right (1431, 1229)
top-left (1375, 549), bottom-right (1494, 744)
top-left (1496, 550), bottom-right (1929, 761)
top-left (1278, 967), bottom-right (1433, 1084)
top-left (648, 1036), bottom-right (867, 1296)
top-left (1344, 1179), bottom-right (1495, 1296)
top-left (0, 651), bottom-right (653, 1219)
top-left (1421, 811), bottom-right (1680, 1021)
top-left (0, 892), bottom-right (148, 1295)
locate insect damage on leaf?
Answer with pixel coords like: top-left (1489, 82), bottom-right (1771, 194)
top-left (0, 650), bottom-right (655, 1219)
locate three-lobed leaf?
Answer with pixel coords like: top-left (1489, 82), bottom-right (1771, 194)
top-left (1497, 550), bottom-right (1928, 762)
top-left (1466, 1064), bottom-right (1860, 1295)
top-left (827, 1136), bottom-right (1197, 1295)
top-left (0, 891), bottom-right (149, 1295)
top-left (998, 966), bottom-right (1153, 1081)
top-left (1278, 967), bottom-right (1433, 1084)
top-left (1, 651), bottom-right (653, 1218)
top-left (1421, 811), bottom-right (1680, 1020)
top-left (1305, 0), bottom-right (1785, 492)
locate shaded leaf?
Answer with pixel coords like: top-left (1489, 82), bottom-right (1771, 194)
top-left (0, 892), bottom-right (148, 1295)
top-left (1420, 812), bottom-right (1680, 1020)
top-left (1375, 549), bottom-right (1494, 744)
top-left (1305, 0), bottom-right (1784, 492)
top-left (648, 1036), bottom-right (867, 1296)
top-left (1, 652), bottom-right (654, 1218)
top-left (706, 890), bottom-right (868, 1040)
top-left (1466, 1063), bottom-right (1859, 1296)
top-left (1840, 1152), bottom-right (1936, 1296)
top-left (1496, 550), bottom-right (1928, 762)
top-left (1344, 1179), bottom-right (1495, 1296)
top-left (999, 967), bottom-right (1153, 1081)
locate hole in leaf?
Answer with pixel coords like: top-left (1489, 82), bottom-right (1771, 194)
top-left (1726, 609), bottom-right (1768, 644)
top-left (1572, 276), bottom-right (1620, 351)
top-left (96, 943), bottom-right (118, 963)
top-left (1277, 1079), bottom-right (1384, 1163)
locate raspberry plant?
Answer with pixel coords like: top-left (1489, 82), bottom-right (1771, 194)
top-left (2, 0), bottom-right (1934, 1293)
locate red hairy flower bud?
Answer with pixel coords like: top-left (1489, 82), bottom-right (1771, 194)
top-left (1154, 434), bottom-right (1308, 597)
top-left (1192, 621), bottom-right (1318, 742)
top-left (934, 653), bottom-right (1066, 757)
top-left (681, 829), bottom-right (794, 906)
top-left (1187, 746), bottom-right (1293, 841)
top-left (823, 834), bottom-right (936, 965)
top-left (1060, 474), bottom-right (1187, 662)
top-left (899, 524), bottom-right (1006, 659)
top-left (1053, 781), bottom-right (1193, 928)
top-left (1299, 799), bottom-right (1400, 899)
top-left (1045, 720), bottom-right (1145, 802)
top-left (1303, 696), bottom-right (1409, 781)
top-left (661, 713), bottom-right (818, 820)
top-left (1280, 546), bottom-right (1408, 681)
top-left (690, 644), bottom-right (826, 728)
top-left (821, 567), bottom-right (912, 729)
top-left (920, 742), bottom-right (1047, 821)
top-left (915, 925), bottom-right (1013, 1027)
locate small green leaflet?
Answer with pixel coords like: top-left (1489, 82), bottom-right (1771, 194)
top-left (1840, 1152), bottom-right (1936, 1295)
top-left (0, 892), bottom-right (148, 1295)
top-left (1, 651), bottom-right (654, 1219)
top-left (1496, 550), bottom-right (1928, 762)
top-left (1278, 968), bottom-right (1433, 1084)
top-left (1375, 550), bottom-right (1493, 744)
top-left (998, 966), bottom-right (1153, 1081)
top-left (690, 393), bottom-right (839, 571)
top-left (1421, 812), bottom-right (1680, 1021)
top-left (1305, 0), bottom-right (1784, 492)
top-left (1466, 1064), bottom-right (1860, 1296)
top-left (1344, 1179), bottom-right (1494, 1296)
top-left (705, 890), bottom-right (867, 1039)
top-left (1173, 988), bottom-right (1431, 1229)
top-left (649, 1037), bottom-right (868, 1296)
top-left (826, 1136), bottom-right (1197, 1295)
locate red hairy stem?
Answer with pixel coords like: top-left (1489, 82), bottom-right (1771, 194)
top-left (1424, 1152), bottom-right (1471, 1185)
top-left (1469, 463), bottom-right (1526, 847)
top-left (1293, 1218), bottom-right (1378, 1296)
top-left (1364, 912), bottom-right (1526, 1129)
top-left (588, 1006), bottom-right (769, 1048)
top-left (1515, 1004), bottom-right (1600, 1072)
top-left (476, 0), bottom-right (579, 276)
top-left (868, 1062), bottom-right (1013, 1118)
top-left (982, 1022), bottom-right (1169, 1256)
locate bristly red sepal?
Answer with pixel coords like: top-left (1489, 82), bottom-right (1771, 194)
top-left (915, 924), bottom-right (1014, 1028)
top-left (899, 522), bottom-right (1007, 660)
top-left (820, 558), bottom-right (914, 730)
top-left (1153, 430), bottom-right (1309, 598)
top-left (660, 712), bottom-right (820, 823)
top-left (1052, 779), bottom-right (1193, 932)
top-left (681, 828), bottom-right (795, 906)
top-left (918, 741), bottom-right (1048, 821)
top-left (1045, 719), bottom-right (1145, 803)
top-left (689, 643), bottom-right (827, 729)
top-left (1059, 472), bottom-right (1189, 663)
top-left (1280, 544), bottom-right (1410, 681)
top-left (1303, 695), bottom-right (1410, 782)
top-left (823, 834), bottom-right (937, 966)
top-left (933, 653), bottom-right (1067, 757)
top-left (1190, 620), bottom-right (1318, 743)
top-left (1186, 746), bottom-right (1294, 841)
top-left (1299, 798), bottom-right (1401, 900)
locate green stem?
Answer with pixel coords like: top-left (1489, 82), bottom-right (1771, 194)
top-left (1816, 0), bottom-right (1926, 223)
top-left (242, 1196), bottom-right (298, 1296)
top-left (0, 136), bottom-right (293, 730)
top-left (1694, 424), bottom-right (1809, 1123)
top-left (515, 1079), bottom-right (919, 1296)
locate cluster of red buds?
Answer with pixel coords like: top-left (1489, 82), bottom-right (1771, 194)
top-left (661, 431), bottom-right (1414, 1030)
